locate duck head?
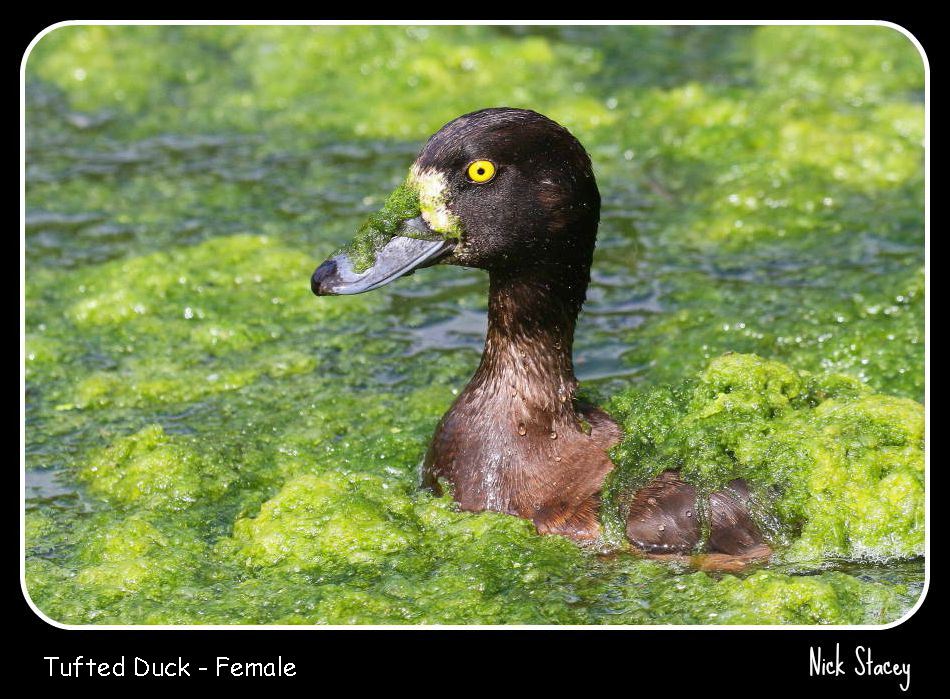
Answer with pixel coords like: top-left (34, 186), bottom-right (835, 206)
top-left (311, 107), bottom-right (600, 294)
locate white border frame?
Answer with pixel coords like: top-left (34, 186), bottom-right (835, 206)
top-left (20, 18), bottom-right (931, 631)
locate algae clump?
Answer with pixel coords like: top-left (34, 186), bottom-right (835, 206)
top-left (341, 177), bottom-right (422, 273)
top-left (78, 424), bottom-right (238, 511)
top-left (606, 353), bottom-right (925, 562)
top-left (74, 514), bottom-right (207, 597)
top-left (226, 473), bottom-right (417, 573)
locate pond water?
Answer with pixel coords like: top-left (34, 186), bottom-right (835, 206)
top-left (24, 25), bottom-right (925, 624)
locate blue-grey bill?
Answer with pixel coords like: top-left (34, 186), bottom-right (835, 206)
top-left (311, 224), bottom-right (454, 296)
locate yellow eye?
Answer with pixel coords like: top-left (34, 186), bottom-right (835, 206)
top-left (466, 159), bottom-right (496, 183)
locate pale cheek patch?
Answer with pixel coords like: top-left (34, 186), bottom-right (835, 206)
top-left (409, 164), bottom-right (463, 238)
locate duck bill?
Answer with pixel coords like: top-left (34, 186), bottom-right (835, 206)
top-left (311, 216), bottom-right (454, 296)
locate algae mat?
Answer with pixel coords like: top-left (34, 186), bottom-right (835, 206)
top-left (25, 25), bottom-right (925, 624)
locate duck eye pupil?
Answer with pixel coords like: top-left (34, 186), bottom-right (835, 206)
top-left (477, 168), bottom-right (484, 175)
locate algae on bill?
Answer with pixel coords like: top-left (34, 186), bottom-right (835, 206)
top-left (25, 25), bottom-right (924, 625)
top-left (339, 166), bottom-right (465, 274)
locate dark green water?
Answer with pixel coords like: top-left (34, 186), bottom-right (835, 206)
top-left (25, 25), bottom-right (925, 624)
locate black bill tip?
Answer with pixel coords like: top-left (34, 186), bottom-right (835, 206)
top-left (311, 258), bottom-right (340, 296)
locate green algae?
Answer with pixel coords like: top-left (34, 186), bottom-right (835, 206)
top-left (607, 264), bottom-right (925, 402)
top-left (606, 354), bottom-right (925, 562)
top-left (226, 473), bottom-right (417, 572)
top-left (28, 233), bottom-right (372, 411)
top-left (628, 568), bottom-right (908, 625)
top-left (78, 425), bottom-right (238, 511)
top-left (340, 177), bottom-right (422, 273)
top-left (73, 514), bottom-right (208, 598)
top-left (27, 26), bottom-right (616, 141)
top-left (25, 25), bottom-right (925, 625)
top-left (26, 352), bottom-right (924, 625)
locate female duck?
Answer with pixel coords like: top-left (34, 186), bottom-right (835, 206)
top-left (312, 108), bottom-right (766, 560)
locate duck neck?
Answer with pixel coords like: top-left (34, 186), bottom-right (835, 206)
top-left (469, 262), bottom-right (589, 416)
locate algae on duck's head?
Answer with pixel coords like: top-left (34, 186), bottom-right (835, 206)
top-left (408, 164), bottom-right (463, 238)
top-left (338, 167), bottom-right (462, 274)
top-left (340, 177), bottom-right (420, 274)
